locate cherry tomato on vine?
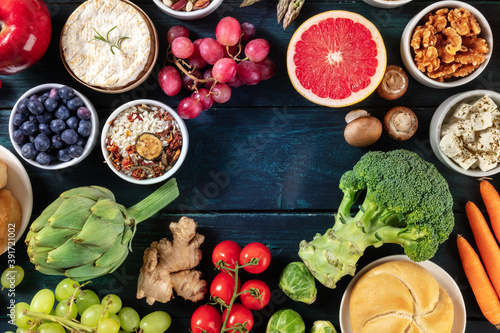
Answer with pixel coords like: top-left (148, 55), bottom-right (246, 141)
top-left (191, 305), bottom-right (222, 333)
top-left (222, 303), bottom-right (254, 333)
top-left (210, 272), bottom-right (240, 306)
top-left (239, 242), bottom-right (271, 274)
top-left (212, 240), bottom-right (241, 270)
top-left (239, 279), bottom-right (270, 310)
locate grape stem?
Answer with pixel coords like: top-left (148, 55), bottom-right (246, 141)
top-left (23, 310), bottom-right (95, 332)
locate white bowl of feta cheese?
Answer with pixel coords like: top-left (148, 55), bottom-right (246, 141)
top-left (430, 90), bottom-right (500, 177)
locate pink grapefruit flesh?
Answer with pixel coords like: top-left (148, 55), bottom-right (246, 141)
top-left (287, 11), bottom-right (387, 108)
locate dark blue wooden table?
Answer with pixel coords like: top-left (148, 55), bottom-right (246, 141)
top-left (2, 0), bottom-right (500, 332)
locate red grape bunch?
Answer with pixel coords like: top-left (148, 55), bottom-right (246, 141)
top-left (158, 17), bottom-right (277, 119)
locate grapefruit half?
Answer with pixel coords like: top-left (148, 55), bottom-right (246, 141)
top-left (287, 11), bottom-right (387, 108)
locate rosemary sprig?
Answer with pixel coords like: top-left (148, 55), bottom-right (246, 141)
top-left (89, 26), bottom-right (130, 55)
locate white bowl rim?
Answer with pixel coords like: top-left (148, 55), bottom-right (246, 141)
top-left (152, 0), bottom-right (223, 19)
top-left (101, 99), bottom-right (189, 185)
top-left (363, 0), bottom-right (412, 9)
top-left (0, 145), bottom-right (33, 255)
top-left (400, 0), bottom-right (493, 89)
top-left (430, 89), bottom-right (500, 177)
top-left (339, 254), bottom-right (466, 333)
top-left (9, 83), bottom-right (99, 170)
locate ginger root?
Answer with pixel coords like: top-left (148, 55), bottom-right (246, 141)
top-left (137, 216), bottom-right (207, 305)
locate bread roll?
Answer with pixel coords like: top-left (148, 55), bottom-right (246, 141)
top-left (0, 160), bottom-right (7, 189)
top-left (349, 260), bottom-right (454, 333)
top-left (0, 189), bottom-right (22, 252)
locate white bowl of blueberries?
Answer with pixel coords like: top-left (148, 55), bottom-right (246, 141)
top-left (9, 83), bottom-right (99, 170)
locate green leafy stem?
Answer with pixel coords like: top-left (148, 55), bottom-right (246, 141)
top-left (88, 26), bottom-right (130, 55)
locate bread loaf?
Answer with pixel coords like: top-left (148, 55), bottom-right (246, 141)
top-left (0, 189), bottom-right (22, 252)
top-left (349, 260), bottom-right (454, 333)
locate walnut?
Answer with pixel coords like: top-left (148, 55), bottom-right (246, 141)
top-left (451, 63), bottom-right (480, 78)
top-left (411, 7), bottom-right (488, 81)
top-left (455, 51), bottom-right (485, 66)
top-left (415, 47), bottom-right (440, 73)
top-left (428, 62), bottom-right (462, 80)
top-left (411, 25), bottom-right (438, 50)
top-left (462, 36), bottom-right (489, 54)
top-left (448, 8), bottom-right (481, 36)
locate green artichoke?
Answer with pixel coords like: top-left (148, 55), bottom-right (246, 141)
top-left (26, 178), bottom-right (179, 281)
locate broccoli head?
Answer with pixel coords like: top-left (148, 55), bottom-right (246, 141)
top-left (298, 149), bottom-right (454, 288)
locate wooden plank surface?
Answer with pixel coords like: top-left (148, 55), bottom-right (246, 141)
top-left (1, 0), bottom-right (500, 332)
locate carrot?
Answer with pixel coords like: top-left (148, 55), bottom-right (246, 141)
top-left (466, 201), bottom-right (500, 298)
top-left (480, 179), bottom-right (500, 244)
top-left (457, 235), bottom-right (500, 328)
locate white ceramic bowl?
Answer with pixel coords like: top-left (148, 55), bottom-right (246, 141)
top-left (101, 99), bottom-right (188, 185)
top-left (400, 1), bottom-right (493, 89)
top-left (339, 255), bottom-right (466, 333)
top-left (0, 145), bottom-right (33, 255)
top-left (430, 89), bottom-right (500, 177)
top-left (363, 0), bottom-right (412, 9)
top-left (152, 0), bottom-right (222, 20)
top-left (9, 83), bottom-right (99, 170)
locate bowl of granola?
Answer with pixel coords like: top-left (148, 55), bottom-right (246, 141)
top-left (430, 90), bottom-right (500, 177)
top-left (152, 0), bottom-right (223, 20)
top-left (401, 1), bottom-right (492, 89)
top-left (101, 99), bottom-right (188, 185)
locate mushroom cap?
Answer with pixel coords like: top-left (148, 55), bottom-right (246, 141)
top-left (344, 116), bottom-right (383, 147)
top-left (345, 109), bottom-right (370, 124)
top-left (384, 106), bottom-right (418, 141)
top-left (377, 65), bottom-right (409, 100)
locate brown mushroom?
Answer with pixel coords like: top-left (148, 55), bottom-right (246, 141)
top-left (345, 109), bottom-right (370, 124)
top-left (344, 116), bottom-right (383, 147)
top-left (377, 65), bottom-right (409, 100)
top-left (383, 106), bottom-right (418, 141)
top-left (136, 133), bottom-right (163, 160)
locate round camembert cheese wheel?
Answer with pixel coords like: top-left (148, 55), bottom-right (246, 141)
top-left (61, 0), bottom-right (152, 89)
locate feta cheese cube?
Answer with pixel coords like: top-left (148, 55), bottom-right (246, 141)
top-left (451, 150), bottom-right (477, 170)
top-left (478, 128), bottom-right (500, 151)
top-left (441, 120), bottom-right (461, 137)
top-left (477, 153), bottom-right (498, 172)
top-left (471, 96), bottom-right (498, 113)
top-left (439, 133), bottom-right (463, 157)
top-left (457, 120), bottom-right (475, 143)
top-left (452, 103), bottom-right (471, 120)
top-left (471, 111), bottom-right (493, 131)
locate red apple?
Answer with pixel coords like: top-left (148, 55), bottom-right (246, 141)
top-left (0, 0), bottom-right (51, 75)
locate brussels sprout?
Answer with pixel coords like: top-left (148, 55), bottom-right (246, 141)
top-left (310, 320), bottom-right (338, 333)
top-left (266, 309), bottom-right (305, 333)
top-left (279, 262), bottom-right (317, 304)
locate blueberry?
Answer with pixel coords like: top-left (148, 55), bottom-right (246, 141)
top-left (66, 116), bottom-right (79, 130)
top-left (20, 120), bottom-right (38, 136)
top-left (21, 143), bottom-right (37, 160)
top-left (62, 98), bottom-right (68, 105)
top-left (77, 120), bottom-right (92, 137)
top-left (44, 98), bottom-right (58, 112)
top-left (36, 152), bottom-right (51, 165)
top-left (28, 114), bottom-right (37, 122)
top-left (49, 88), bottom-right (61, 101)
top-left (61, 129), bottom-right (78, 145)
top-left (76, 137), bottom-right (87, 147)
top-left (38, 123), bottom-right (52, 136)
top-left (69, 144), bottom-right (84, 158)
top-left (38, 95), bottom-right (48, 104)
top-left (37, 112), bottom-right (53, 124)
top-left (34, 134), bottom-right (50, 152)
top-left (67, 97), bottom-right (84, 111)
top-left (27, 99), bottom-right (44, 115)
top-left (54, 105), bottom-right (71, 120)
top-left (42, 91), bottom-right (50, 97)
top-left (29, 94), bottom-right (39, 100)
top-left (12, 112), bottom-right (28, 126)
top-left (50, 119), bottom-right (66, 134)
top-left (51, 135), bottom-right (65, 150)
top-left (17, 98), bottom-right (30, 114)
top-left (58, 86), bottom-right (75, 100)
top-left (77, 107), bottom-right (91, 120)
top-left (12, 130), bottom-right (27, 145)
top-left (57, 148), bottom-right (72, 162)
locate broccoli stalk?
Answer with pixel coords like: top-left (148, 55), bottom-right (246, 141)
top-left (299, 150), bottom-right (454, 289)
